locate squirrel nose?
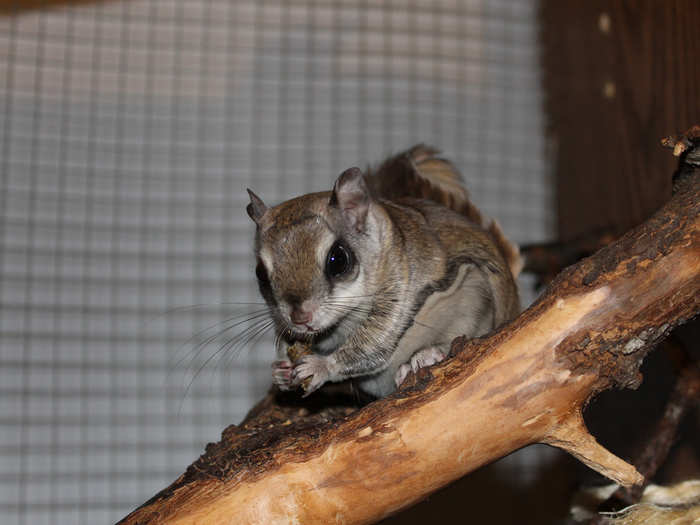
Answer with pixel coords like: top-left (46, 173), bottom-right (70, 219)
top-left (290, 308), bottom-right (313, 325)
top-left (285, 294), bottom-right (316, 326)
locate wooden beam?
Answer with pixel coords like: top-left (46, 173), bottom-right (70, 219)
top-left (541, 1), bottom-right (700, 239)
top-left (0, 1), bottom-right (113, 15)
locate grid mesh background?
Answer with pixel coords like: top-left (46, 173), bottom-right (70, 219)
top-left (0, 1), bottom-right (553, 523)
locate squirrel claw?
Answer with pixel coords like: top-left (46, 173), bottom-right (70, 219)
top-left (394, 363), bottom-right (412, 388)
top-left (291, 354), bottom-right (331, 396)
top-left (394, 346), bottom-right (446, 388)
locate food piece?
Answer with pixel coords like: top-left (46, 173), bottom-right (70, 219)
top-left (287, 342), bottom-right (313, 392)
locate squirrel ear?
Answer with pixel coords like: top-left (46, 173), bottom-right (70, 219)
top-left (330, 167), bottom-right (371, 231)
top-left (246, 189), bottom-right (268, 224)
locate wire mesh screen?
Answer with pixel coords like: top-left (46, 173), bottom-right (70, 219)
top-left (0, 1), bottom-right (552, 523)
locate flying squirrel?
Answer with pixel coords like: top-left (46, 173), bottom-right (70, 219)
top-left (246, 145), bottom-right (522, 398)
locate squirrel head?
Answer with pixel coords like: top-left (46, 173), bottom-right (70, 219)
top-left (247, 167), bottom-right (384, 341)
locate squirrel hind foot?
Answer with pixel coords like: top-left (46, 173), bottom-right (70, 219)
top-left (393, 346), bottom-right (447, 389)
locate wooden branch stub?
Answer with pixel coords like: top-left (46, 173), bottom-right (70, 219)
top-left (545, 413), bottom-right (642, 487)
top-left (119, 133), bottom-right (700, 525)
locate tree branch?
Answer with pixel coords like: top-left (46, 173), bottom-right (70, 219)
top-left (521, 230), bottom-right (618, 288)
top-left (118, 129), bottom-right (700, 525)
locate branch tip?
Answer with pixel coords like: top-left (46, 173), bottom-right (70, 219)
top-left (545, 413), bottom-right (643, 487)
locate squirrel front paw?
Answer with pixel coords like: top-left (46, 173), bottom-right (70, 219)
top-left (290, 354), bottom-right (333, 396)
top-left (272, 359), bottom-right (294, 391)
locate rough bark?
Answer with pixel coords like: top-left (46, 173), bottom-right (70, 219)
top-left (118, 132), bottom-right (700, 525)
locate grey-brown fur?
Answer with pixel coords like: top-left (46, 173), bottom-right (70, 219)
top-left (247, 146), bottom-right (520, 397)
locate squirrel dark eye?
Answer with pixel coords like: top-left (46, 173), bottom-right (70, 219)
top-left (255, 260), bottom-right (269, 284)
top-left (325, 241), bottom-right (353, 279)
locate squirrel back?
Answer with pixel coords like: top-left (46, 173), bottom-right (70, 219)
top-left (367, 145), bottom-right (523, 279)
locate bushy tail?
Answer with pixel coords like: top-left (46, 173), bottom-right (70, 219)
top-left (368, 144), bottom-right (523, 278)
